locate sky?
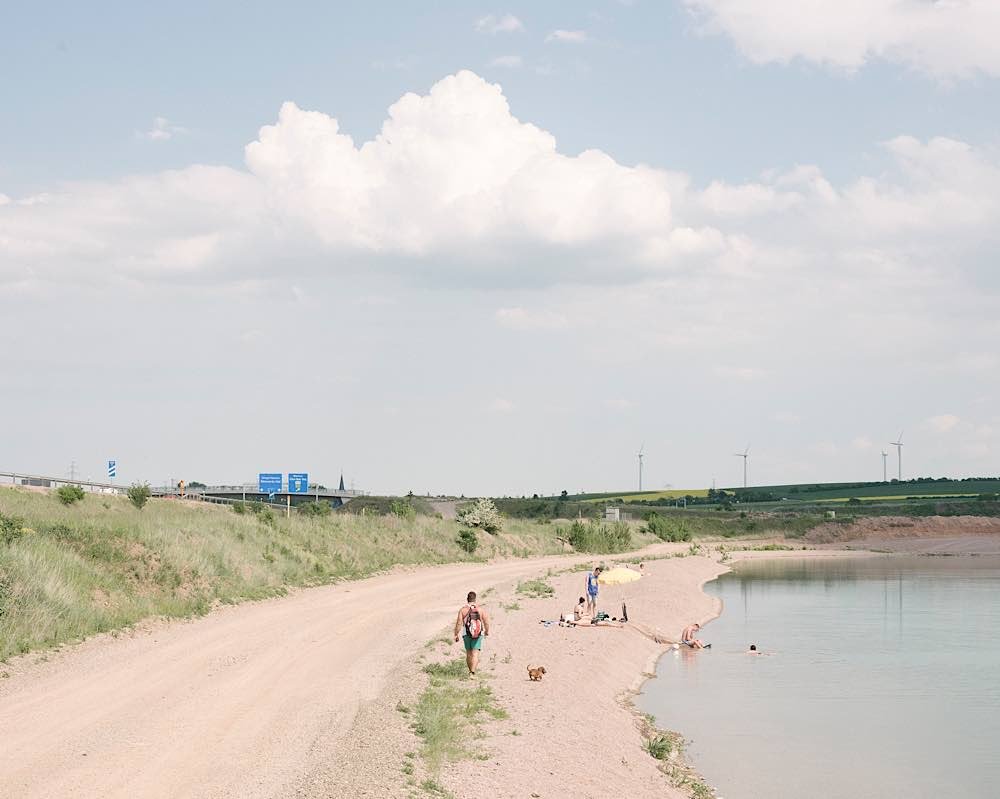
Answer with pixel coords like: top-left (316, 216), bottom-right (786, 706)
top-left (2, 0), bottom-right (999, 495)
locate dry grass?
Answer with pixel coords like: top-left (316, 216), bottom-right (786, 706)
top-left (0, 487), bottom-right (567, 661)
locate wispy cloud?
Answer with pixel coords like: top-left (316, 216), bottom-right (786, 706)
top-left (140, 116), bottom-right (187, 142)
top-left (925, 414), bottom-right (960, 433)
top-left (713, 365), bottom-right (768, 381)
top-left (545, 29), bottom-right (589, 44)
top-left (489, 55), bottom-right (523, 68)
top-left (495, 307), bottom-right (568, 330)
top-left (487, 398), bottom-right (515, 414)
top-left (371, 56), bottom-right (418, 71)
top-left (476, 14), bottom-right (524, 34)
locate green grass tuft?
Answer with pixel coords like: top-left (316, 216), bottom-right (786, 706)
top-left (516, 578), bottom-right (554, 598)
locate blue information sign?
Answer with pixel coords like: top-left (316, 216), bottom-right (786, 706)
top-left (288, 473), bottom-right (309, 494)
top-left (258, 473), bottom-right (282, 494)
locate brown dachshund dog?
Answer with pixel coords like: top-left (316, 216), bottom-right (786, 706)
top-left (527, 665), bottom-right (547, 681)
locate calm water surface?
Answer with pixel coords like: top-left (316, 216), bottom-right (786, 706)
top-left (639, 555), bottom-right (1000, 799)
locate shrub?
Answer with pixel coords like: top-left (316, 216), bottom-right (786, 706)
top-left (389, 499), bottom-right (416, 520)
top-left (566, 519), bottom-right (632, 553)
top-left (644, 512), bottom-right (691, 542)
top-left (0, 512), bottom-right (26, 545)
top-left (56, 484), bottom-right (86, 506)
top-left (230, 501), bottom-right (248, 515)
top-left (456, 527), bottom-right (479, 554)
top-left (645, 734), bottom-right (675, 760)
top-left (297, 501), bottom-right (331, 517)
top-left (458, 497), bottom-right (503, 534)
top-left (127, 483), bottom-right (151, 510)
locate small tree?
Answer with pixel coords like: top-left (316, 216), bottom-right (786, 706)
top-left (297, 501), bottom-right (331, 517)
top-left (56, 484), bottom-right (86, 506)
top-left (127, 482), bottom-right (151, 510)
top-left (389, 499), bottom-right (416, 520)
top-left (456, 527), bottom-right (479, 554)
top-left (459, 497), bottom-right (503, 534)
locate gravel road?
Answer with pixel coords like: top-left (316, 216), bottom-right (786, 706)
top-left (0, 555), bottom-right (581, 798)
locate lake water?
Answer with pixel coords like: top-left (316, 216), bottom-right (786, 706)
top-left (638, 555), bottom-right (1000, 799)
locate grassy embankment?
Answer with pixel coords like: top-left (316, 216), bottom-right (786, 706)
top-left (0, 487), bottom-right (583, 662)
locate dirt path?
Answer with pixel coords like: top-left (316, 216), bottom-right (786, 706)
top-left (0, 552), bottom-right (616, 798)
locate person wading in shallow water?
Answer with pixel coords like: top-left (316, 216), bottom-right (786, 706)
top-left (455, 591), bottom-right (491, 675)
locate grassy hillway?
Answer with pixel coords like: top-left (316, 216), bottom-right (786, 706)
top-left (1, 487), bottom-right (664, 661)
top-left (0, 487), bottom-right (586, 661)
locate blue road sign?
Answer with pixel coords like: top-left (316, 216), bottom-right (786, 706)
top-left (288, 473), bottom-right (309, 494)
top-left (108, 460), bottom-right (116, 479)
top-left (258, 473), bottom-right (282, 494)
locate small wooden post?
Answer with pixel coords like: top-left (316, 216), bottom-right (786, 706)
top-left (286, 493), bottom-right (291, 519)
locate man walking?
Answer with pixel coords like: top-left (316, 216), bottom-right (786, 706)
top-left (455, 590), bottom-right (490, 675)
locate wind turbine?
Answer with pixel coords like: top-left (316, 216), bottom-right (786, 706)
top-left (889, 432), bottom-right (904, 481)
top-left (637, 443), bottom-right (645, 492)
top-left (734, 445), bottom-right (750, 489)
top-left (881, 450), bottom-right (888, 482)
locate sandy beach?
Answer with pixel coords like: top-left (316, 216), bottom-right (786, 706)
top-left (0, 529), bottom-right (993, 798)
top-left (423, 547), bottom-right (876, 799)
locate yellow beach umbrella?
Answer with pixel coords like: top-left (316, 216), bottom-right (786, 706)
top-left (597, 567), bottom-right (641, 620)
top-left (597, 566), bottom-right (641, 586)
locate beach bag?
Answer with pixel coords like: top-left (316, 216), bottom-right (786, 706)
top-left (464, 604), bottom-right (484, 638)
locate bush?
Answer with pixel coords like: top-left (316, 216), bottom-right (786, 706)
top-left (456, 527), bottom-right (479, 554)
top-left (566, 519), bottom-right (632, 553)
top-left (458, 498), bottom-right (503, 534)
top-left (390, 499), bottom-right (416, 521)
top-left (644, 512), bottom-right (691, 542)
top-left (56, 484), bottom-right (86, 506)
top-left (231, 501), bottom-right (248, 515)
top-left (0, 512), bottom-right (26, 545)
top-left (127, 483), bottom-right (151, 510)
top-left (297, 501), bottom-right (331, 517)
top-left (645, 734), bottom-right (675, 760)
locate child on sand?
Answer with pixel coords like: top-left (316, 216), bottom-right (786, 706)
top-left (574, 596), bottom-right (586, 620)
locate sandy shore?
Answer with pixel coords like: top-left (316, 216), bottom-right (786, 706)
top-left (426, 547), bottom-right (874, 799)
top-left (1, 532), bottom-right (993, 798)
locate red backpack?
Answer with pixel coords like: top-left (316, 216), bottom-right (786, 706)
top-left (464, 604), bottom-right (484, 638)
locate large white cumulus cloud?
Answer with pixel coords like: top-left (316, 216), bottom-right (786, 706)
top-left (0, 71), bottom-right (688, 287)
top-left (1, 70), bottom-right (999, 292)
top-left (686, 0), bottom-right (1000, 78)
top-left (245, 72), bottom-right (674, 256)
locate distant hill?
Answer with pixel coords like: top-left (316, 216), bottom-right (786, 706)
top-left (559, 477), bottom-right (1000, 505)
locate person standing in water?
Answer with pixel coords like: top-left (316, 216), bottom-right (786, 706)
top-left (454, 591), bottom-right (490, 675)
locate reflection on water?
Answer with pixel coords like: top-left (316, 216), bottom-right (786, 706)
top-left (638, 556), bottom-right (1000, 799)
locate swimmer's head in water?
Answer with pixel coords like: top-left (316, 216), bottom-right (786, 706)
top-left (750, 644), bottom-right (757, 651)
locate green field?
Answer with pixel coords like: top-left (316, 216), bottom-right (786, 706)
top-left (812, 494), bottom-right (981, 503)
top-left (562, 478), bottom-right (1000, 506)
top-left (581, 489), bottom-right (710, 503)
top-left (747, 479), bottom-right (1000, 502)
